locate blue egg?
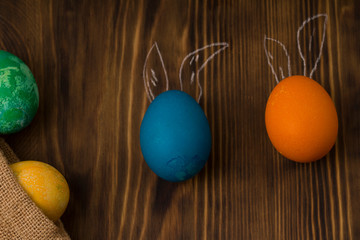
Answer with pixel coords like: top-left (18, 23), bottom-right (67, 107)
top-left (140, 90), bottom-right (211, 182)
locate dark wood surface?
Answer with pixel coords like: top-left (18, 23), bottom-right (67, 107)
top-left (1, 0), bottom-right (359, 239)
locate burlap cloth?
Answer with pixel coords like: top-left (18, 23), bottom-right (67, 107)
top-left (0, 138), bottom-right (70, 239)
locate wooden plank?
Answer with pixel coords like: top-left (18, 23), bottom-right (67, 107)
top-left (0, 0), bottom-right (358, 239)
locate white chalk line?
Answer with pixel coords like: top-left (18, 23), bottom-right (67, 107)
top-left (279, 67), bottom-right (284, 80)
top-left (297, 13), bottom-right (328, 78)
top-left (150, 69), bottom-right (158, 82)
top-left (264, 35), bottom-right (291, 83)
top-left (143, 42), bottom-right (169, 102)
top-left (190, 72), bottom-right (195, 84)
top-left (309, 28), bottom-right (316, 52)
top-left (145, 72), bottom-right (155, 100)
top-left (190, 56), bottom-right (195, 65)
top-left (195, 54), bottom-right (199, 62)
top-left (269, 52), bottom-right (273, 60)
top-left (151, 69), bottom-right (159, 86)
top-left (179, 42), bottom-right (229, 102)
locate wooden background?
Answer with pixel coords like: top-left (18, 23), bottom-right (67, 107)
top-left (0, 0), bottom-right (359, 239)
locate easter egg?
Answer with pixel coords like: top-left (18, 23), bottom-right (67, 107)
top-left (10, 160), bottom-right (70, 221)
top-left (140, 90), bottom-right (211, 182)
top-left (0, 50), bottom-right (39, 134)
top-left (265, 75), bottom-right (338, 163)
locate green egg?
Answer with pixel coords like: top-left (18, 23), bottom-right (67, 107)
top-left (0, 50), bottom-right (39, 134)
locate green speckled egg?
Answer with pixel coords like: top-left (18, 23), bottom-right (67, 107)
top-left (0, 50), bottom-right (39, 134)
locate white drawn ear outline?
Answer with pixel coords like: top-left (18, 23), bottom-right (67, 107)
top-left (179, 42), bottom-right (229, 103)
top-left (264, 36), bottom-right (291, 83)
top-left (143, 42), bottom-right (169, 102)
top-left (297, 13), bottom-right (328, 78)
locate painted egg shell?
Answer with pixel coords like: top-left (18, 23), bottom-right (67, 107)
top-left (265, 76), bottom-right (338, 162)
top-left (140, 90), bottom-right (211, 182)
top-left (0, 50), bottom-right (39, 134)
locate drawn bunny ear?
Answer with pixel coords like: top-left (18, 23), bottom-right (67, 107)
top-left (179, 42), bottom-right (229, 103)
top-left (264, 36), bottom-right (291, 83)
top-left (143, 42), bottom-right (169, 102)
top-left (297, 14), bottom-right (328, 78)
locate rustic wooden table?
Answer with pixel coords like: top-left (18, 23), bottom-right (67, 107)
top-left (1, 0), bottom-right (359, 239)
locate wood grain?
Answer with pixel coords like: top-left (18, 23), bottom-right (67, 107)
top-left (0, 0), bottom-right (358, 239)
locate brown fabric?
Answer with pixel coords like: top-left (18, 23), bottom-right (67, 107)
top-left (0, 138), bottom-right (70, 239)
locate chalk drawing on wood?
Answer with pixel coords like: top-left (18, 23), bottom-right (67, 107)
top-left (143, 42), bottom-right (229, 103)
top-left (179, 42), bottom-right (229, 102)
top-left (297, 13), bottom-right (328, 78)
top-left (264, 14), bottom-right (328, 82)
top-left (143, 42), bottom-right (169, 102)
top-left (264, 36), bottom-right (291, 84)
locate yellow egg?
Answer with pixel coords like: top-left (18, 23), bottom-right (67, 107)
top-left (10, 160), bottom-right (70, 221)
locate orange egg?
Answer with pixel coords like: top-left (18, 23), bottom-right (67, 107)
top-left (265, 75), bottom-right (338, 163)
